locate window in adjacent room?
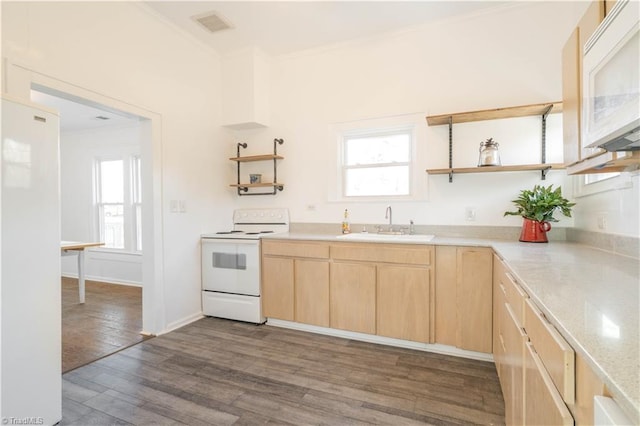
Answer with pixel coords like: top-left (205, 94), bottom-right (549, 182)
top-left (341, 127), bottom-right (412, 198)
top-left (95, 156), bottom-right (141, 252)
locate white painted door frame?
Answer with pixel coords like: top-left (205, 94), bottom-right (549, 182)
top-left (4, 60), bottom-right (166, 335)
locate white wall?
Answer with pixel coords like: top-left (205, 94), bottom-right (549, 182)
top-left (228, 2), bottom-right (589, 231)
top-left (573, 172), bottom-right (640, 238)
top-left (2, 2), bottom-right (235, 333)
top-left (59, 124), bottom-right (143, 285)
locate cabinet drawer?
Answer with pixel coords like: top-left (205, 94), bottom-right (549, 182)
top-left (524, 342), bottom-right (574, 426)
top-left (262, 240), bottom-right (329, 259)
top-left (330, 243), bottom-right (432, 265)
top-left (503, 269), bottom-right (528, 327)
top-left (525, 298), bottom-right (575, 404)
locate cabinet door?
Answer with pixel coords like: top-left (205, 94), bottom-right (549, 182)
top-left (493, 254), bottom-right (507, 371)
top-left (525, 298), bottom-right (575, 404)
top-left (569, 354), bottom-right (607, 425)
top-left (456, 247), bottom-right (493, 353)
top-left (262, 256), bottom-right (294, 321)
top-left (503, 303), bottom-right (526, 426)
top-left (377, 265), bottom-right (431, 343)
top-left (295, 259), bottom-right (329, 327)
top-left (330, 262), bottom-right (376, 334)
top-left (562, 27), bottom-right (581, 166)
top-left (524, 342), bottom-right (574, 426)
top-left (435, 246), bottom-right (457, 347)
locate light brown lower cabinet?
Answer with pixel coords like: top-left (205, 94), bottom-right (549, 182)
top-left (377, 265), bottom-right (431, 343)
top-left (524, 298), bottom-right (575, 404)
top-left (435, 246), bottom-right (493, 353)
top-left (493, 253), bottom-right (611, 426)
top-left (262, 240), bottom-right (329, 325)
top-left (502, 303), bottom-right (526, 426)
top-left (524, 342), bottom-right (574, 426)
top-left (295, 259), bottom-right (329, 327)
top-left (494, 253), bottom-right (572, 426)
top-left (262, 256), bottom-right (294, 321)
top-left (569, 354), bottom-right (608, 425)
top-left (329, 262), bottom-right (376, 334)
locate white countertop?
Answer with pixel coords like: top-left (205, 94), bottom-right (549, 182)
top-left (262, 232), bottom-right (640, 422)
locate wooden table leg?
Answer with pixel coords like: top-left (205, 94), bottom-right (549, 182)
top-left (77, 249), bottom-right (85, 304)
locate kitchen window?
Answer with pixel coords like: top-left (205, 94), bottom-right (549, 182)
top-left (342, 128), bottom-right (411, 197)
top-left (585, 172), bottom-right (619, 185)
top-left (95, 156), bottom-right (142, 252)
top-left (327, 113), bottom-right (427, 202)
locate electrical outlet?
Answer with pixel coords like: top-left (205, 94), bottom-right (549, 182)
top-left (597, 214), bottom-right (607, 230)
top-left (307, 204), bottom-right (316, 211)
top-left (465, 207), bottom-right (476, 221)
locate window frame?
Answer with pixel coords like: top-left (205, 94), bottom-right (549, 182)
top-left (341, 127), bottom-right (413, 198)
top-left (573, 169), bottom-right (633, 198)
top-left (94, 155), bottom-right (142, 253)
top-left (328, 113), bottom-right (427, 203)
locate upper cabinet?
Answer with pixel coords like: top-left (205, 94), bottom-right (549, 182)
top-left (562, 1), bottom-right (603, 166)
top-left (221, 48), bottom-right (271, 130)
top-left (563, 0), bottom-right (640, 174)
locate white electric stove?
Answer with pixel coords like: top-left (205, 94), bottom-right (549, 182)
top-left (201, 208), bottom-right (289, 323)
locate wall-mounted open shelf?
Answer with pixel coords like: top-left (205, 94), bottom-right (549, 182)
top-left (426, 102), bottom-right (565, 182)
top-left (426, 163), bottom-right (566, 175)
top-left (229, 138), bottom-right (284, 196)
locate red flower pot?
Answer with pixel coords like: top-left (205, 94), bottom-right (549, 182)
top-left (519, 218), bottom-right (552, 243)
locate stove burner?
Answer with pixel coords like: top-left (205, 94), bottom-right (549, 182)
top-left (216, 230), bottom-right (243, 235)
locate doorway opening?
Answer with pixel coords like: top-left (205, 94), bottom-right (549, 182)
top-left (30, 86), bottom-right (155, 372)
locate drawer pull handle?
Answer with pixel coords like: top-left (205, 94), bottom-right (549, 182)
top-left (499, 283), bottom-right (507, 296)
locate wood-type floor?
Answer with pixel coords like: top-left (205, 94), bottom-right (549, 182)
top-left (61, 317), bottom-right (505, 425)
top-left (62, 277), bottom-right (148, 373)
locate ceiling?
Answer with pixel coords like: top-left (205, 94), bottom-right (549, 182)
top-left (31, 90), bottom-right (138, 133)
top-left (143, 1), bottom-right (510, 56)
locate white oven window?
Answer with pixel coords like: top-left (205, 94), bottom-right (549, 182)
top-left (211, 252), bottom-right (247, 270)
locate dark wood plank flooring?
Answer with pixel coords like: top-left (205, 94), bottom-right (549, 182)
top-left (62, 277), bottom-right (148, 373)
top-left (62, 317), bottom-right (505, 425)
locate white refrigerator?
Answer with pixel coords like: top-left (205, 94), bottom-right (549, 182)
top-left (1, 96), bottom-right (62, 425)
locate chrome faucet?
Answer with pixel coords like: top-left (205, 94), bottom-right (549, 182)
top-left (385, 206), bottom-right (392, 230)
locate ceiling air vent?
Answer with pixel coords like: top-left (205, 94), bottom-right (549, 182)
top-left (192, 11), bottom-right (234, 34)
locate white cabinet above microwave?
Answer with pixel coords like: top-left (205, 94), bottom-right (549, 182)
top-left (582, 0), bottom-right (639, 153)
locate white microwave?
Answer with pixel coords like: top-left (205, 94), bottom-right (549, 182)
top-left (583, 0), bottom-right (639, 152)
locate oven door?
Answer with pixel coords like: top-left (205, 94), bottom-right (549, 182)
top-left (201, 238), bottom-right (260, 296)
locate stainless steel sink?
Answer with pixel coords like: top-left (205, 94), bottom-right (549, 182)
top-left (336, 233), bottom-right (435, 243)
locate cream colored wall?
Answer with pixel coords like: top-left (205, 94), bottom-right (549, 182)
top-left (1, 2), bottom-right (235, 333)
top-left (229, 2), bottom-right (589, 231)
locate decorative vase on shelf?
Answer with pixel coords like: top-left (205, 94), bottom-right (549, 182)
top-left (519, 218), bottom-right (552, 243)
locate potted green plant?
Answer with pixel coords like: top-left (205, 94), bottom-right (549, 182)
top-left (504, 184), bottom-right (575, 243)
